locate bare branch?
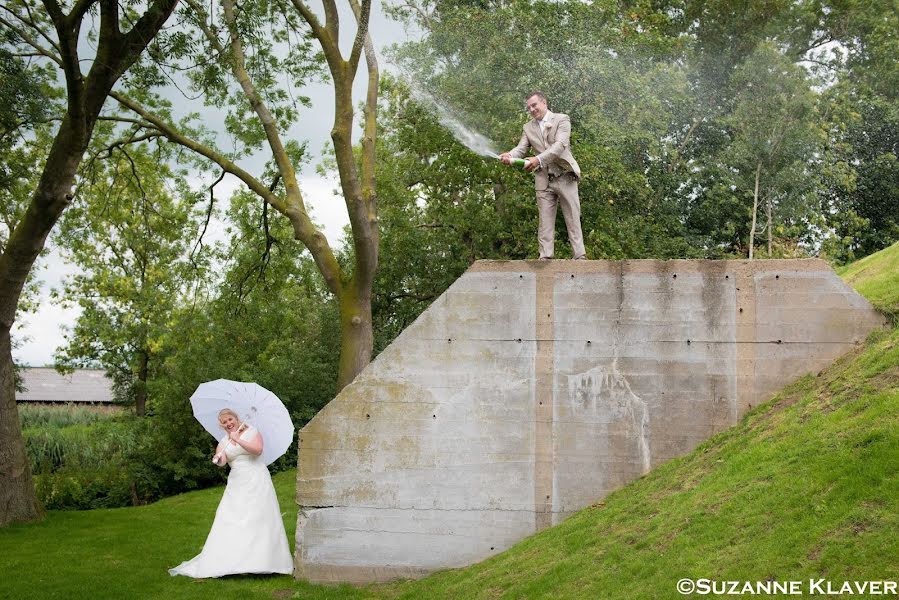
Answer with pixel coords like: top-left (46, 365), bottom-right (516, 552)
top-left (101, 132), bottom-right (162, 158)
top-left (289, 0), bottom-right (327, 42)
top-left (189, 169), bottom-right (224, 267)
top-left (111, 90), bottom-right (286, 214)
top-left (0, 15), bottom-right (64, 67)
top-left (347, 0), bottom-right (372, 73)
top-left (97, 115), bottom-right (158, 129)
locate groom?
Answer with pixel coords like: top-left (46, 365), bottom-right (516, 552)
top-left (500, 91), bottom-right (586, 260)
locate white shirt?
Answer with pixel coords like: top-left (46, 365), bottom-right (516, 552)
top-left (537, 110), bottom-right (554, 136)
top-left (535, 110), bottom-right (553, 168)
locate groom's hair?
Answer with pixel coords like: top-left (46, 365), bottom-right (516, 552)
top-left (524, 91), bottom-right (547, 103)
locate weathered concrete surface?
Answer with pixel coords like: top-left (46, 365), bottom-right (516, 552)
top-left (295, 259), bottom-right (886, 583)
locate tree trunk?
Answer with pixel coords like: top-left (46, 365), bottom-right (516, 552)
top-left (336, 281), bottom-right (374, 390)
top-left (0, 329), bottom-right (42, 526)
top-left (135, 349), bottom-right (149, 416)
top-left (767, 195), bottom-right (773, 256)
top-left (748, 162), bottom-right (761, 260)
top-left (0, 119), bottom-right (87, 526)
top-left (0, 0), bottom-right (179, 526)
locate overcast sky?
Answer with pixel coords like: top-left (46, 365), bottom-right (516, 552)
top-left (12, 1), bottom-right (420, 367)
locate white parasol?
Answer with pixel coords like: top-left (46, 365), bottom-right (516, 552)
top-left (189, 379), bottom-right (294, 466)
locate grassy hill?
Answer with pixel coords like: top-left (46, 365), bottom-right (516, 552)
top-left (837, 241), bottom-right (899, 317)
top-left (2, 243), bottom-right (896, 600)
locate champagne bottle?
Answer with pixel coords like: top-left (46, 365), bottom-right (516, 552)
top-left (510, 158), bottom-right (527, 168)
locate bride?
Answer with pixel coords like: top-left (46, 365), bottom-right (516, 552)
top-left (169, 408), bottom-right (293, 577)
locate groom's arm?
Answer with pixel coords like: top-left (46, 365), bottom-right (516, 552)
top-left (508, 129), bottom-right (531, 159)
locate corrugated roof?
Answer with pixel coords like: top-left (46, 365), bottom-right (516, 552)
top-left (16, 368), bottom-right (115, 404)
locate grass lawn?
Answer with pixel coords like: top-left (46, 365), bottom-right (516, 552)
top-left (0, 471), bottom-right (369, 600)
top-left (4, 326), bottom-right (896, 599)
top-left (378, 325), bottom-right (899, 599)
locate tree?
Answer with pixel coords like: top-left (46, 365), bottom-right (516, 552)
top-left (381, 1), bottom-right (705, 265)
top-left (142, 188), bottom-right (340, 494)
top-left (370, 77), bottom-right (537, 350)
top-left (110, 0), bottom-right (379, 389)
top-left (0, 0), bottom-right (178, 526)
top-left (723, 43), bottom-right (821, 259)
top-left (823, 91), bottom-right (899, 258)
top-left (53, 138), bottom-right (201, 416)
top-left (815, 0), bottom-right (899, 259)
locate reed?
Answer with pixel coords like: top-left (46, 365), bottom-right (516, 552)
top-left (18, 403), bottom-right (112, 429)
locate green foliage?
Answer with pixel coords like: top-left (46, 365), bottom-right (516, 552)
top-left (129, 0), bottom-right (326, 157)
top-left (52, 137), bottom-right (205, 413)
top-left (383, 0), bottom-right (899, 263)
top-left (19, 408), bottom-right (151, 510)
top-left (0, 48), bottom-right (57, 156)
top-left (137, 188), bottom-right (340, 493)
top-left (820, 87), bottom-right (899, 259)
top-left (17, 404), bottom-right (109, 429)
top-left (721, 42), bottom-right (822, 255)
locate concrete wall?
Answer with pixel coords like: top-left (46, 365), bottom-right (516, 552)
top-left (294, 259), bottom-right (886, 583)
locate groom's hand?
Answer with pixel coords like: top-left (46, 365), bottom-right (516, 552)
top-left (499, 152), bottom-right (512, 165)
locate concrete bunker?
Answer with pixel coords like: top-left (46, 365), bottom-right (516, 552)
top-left (294, 259), bottom-right (886, 584)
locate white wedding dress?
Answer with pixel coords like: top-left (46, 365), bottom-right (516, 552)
top-left (169, 426), bottom-right (293, 577)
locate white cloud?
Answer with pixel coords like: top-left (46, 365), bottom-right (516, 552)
top-left (12, 246), bottom-right (81, 367)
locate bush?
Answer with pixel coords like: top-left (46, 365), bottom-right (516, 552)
top-left (22, 409), bottom-right (152, 510)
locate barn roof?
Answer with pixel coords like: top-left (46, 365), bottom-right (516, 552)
top-left (16, 367), bottom-right (115, 404)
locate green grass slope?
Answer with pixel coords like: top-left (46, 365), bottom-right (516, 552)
top-left (837, 240), bottom-right (899, 316)
top-left (1, 245), bottom-right (896, 600)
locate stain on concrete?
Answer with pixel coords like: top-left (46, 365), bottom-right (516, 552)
top-left (567, 360), bottom-right (651, 474)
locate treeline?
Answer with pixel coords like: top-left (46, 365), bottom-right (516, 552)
top-left (372, 0), bottom-right (898, 343)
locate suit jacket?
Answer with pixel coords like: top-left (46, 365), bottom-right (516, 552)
top-left (509, 111), bottom-right (581, 191)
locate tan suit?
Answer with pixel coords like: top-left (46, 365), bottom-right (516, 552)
top-left (509, 111), bottom-right (586, 259)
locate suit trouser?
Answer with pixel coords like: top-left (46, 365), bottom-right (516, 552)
top-left (537, 173), bottom-right (585, 259)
